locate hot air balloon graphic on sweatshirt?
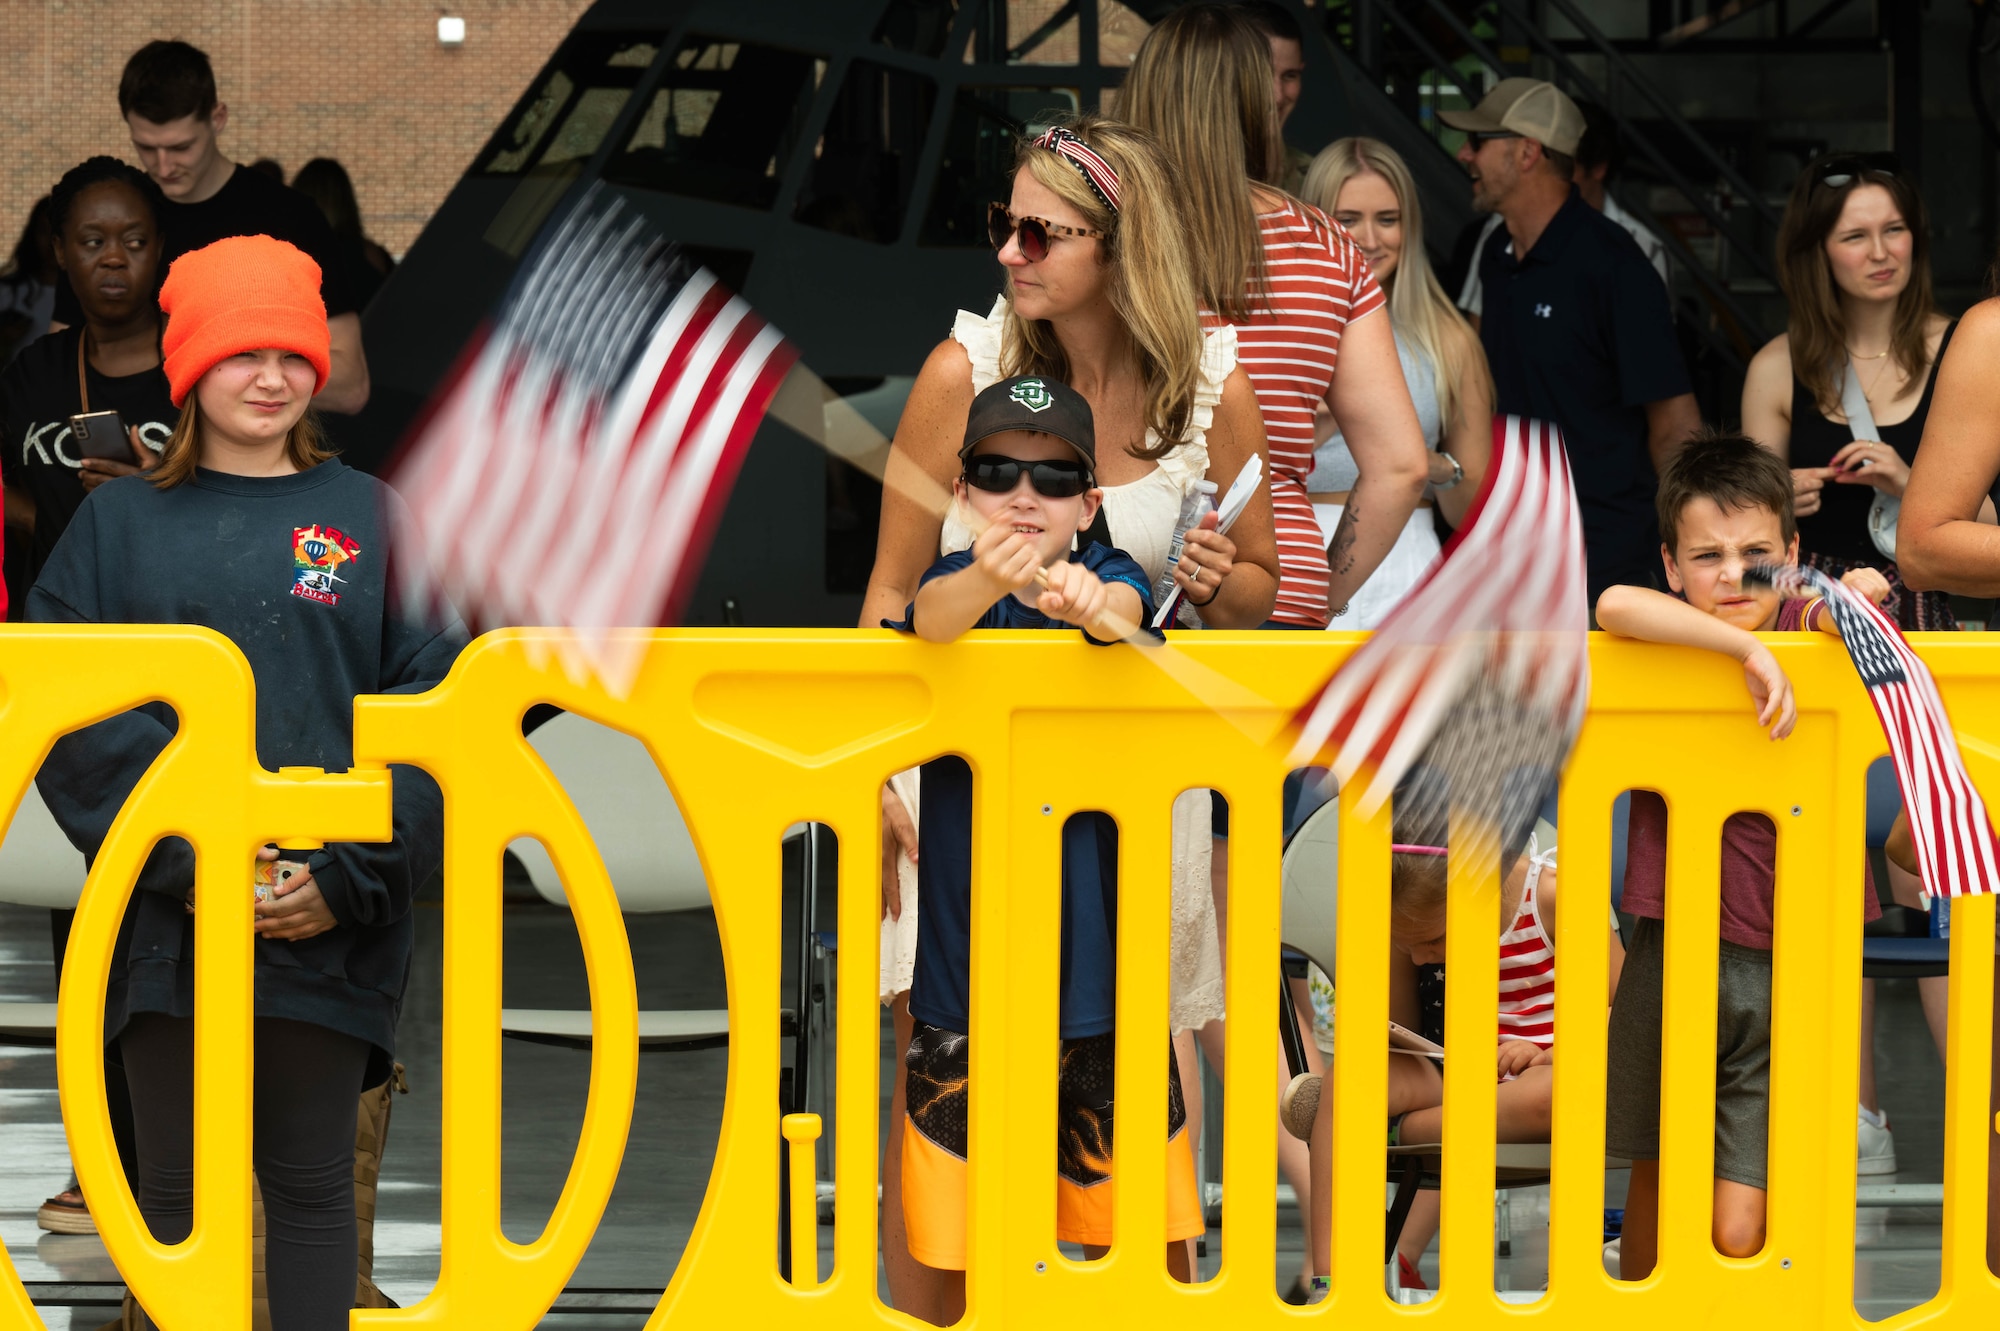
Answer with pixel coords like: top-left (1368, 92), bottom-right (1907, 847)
top-left (291, 523), bottom-right (361, 606)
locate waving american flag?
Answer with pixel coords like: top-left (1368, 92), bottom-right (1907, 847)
top-left (1289, 416), bottom-right (1591, 855)
top-left (1750, 562), bottom-right (1999, 898)
top-left (390, 185), bottom-right (798, 669)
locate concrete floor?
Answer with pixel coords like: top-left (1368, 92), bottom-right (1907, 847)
top-left (0, 899), bottom-right (1963, 1327)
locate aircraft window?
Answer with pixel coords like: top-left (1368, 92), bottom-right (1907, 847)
top-left (793, 62), bottom-right (937, 244)
top-left (480, 33), bottom-right (664, 176)
top-left (919, 85), bottom-right (1081, 247)
top-left (601, 36), bottom-right (825, 210)
top-left (486, 70), bottom-right (573, 174)
top-left (960, 0), bottom-right (1076, 64)
top-left (538, 87), bottom-right (636, 167)
top-left (873, 0), bottom-right (964, 57)
top-left (1006, 1), bottom-right (1078, 64)
top-left (1097, 1), bottom-right (1151, 65)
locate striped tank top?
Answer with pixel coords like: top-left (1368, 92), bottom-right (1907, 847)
top-left (1496, 839), bottom-right (1558, 1048)
top-left (1202, 197), bottom-right (1386, 627)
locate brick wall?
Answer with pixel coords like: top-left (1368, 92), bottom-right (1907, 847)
top-left (2, 0), bottom-right (592, 260)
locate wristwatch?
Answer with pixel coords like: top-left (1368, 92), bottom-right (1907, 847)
top-left (1432, 450), bottom-right (1464, 490)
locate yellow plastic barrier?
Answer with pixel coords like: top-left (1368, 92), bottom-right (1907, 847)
top-left (0, 626), bottom-right (1994, 1331)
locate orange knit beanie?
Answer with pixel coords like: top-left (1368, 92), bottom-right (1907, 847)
top-left (160, 235), bottom-right (331, 407)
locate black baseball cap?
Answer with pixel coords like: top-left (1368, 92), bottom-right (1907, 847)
top-left (959, 375), bottom-right (1096, 470)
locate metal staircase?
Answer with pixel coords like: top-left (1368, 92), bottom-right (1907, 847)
top-left (1297, 0), bottom-right (1946, 424)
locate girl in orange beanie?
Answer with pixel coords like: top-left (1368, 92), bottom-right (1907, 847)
top-left (152, 233), bottom-right (336, 487)
top-left (27, 233), bottom-right (463, 1331)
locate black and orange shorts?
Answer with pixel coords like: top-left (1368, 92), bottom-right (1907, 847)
top-left (900, 1020), bottom-right (1205, 1270)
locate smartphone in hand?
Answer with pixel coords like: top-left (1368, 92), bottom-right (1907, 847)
top-left (68, 410), bottom-right (132, 462)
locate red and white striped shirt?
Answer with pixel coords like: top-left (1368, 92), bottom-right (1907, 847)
top-left (1204, 198), bottom-right (1385, 627)
top-left (1496, 849), bottom-right (1557, 1049)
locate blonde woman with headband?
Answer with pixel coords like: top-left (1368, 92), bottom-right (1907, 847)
top-left (859, 114), bottom-right (1276, 1321)
top-left (1302, 136), bottom-right (1494, 627)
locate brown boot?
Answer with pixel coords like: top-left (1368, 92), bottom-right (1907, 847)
top-left (353, 1063), bottom-right (409, 1307)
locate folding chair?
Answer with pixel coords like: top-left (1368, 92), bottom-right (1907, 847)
top-left (494, 712), bottom-right (829, 1276)
top-left (0, 781), bottom-right (87, 1048)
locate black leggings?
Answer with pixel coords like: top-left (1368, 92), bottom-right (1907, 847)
top-left (119, 1013), bottom-right (368, 1331)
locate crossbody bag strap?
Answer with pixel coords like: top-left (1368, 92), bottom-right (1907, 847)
top-left (76, 332), bottom-right (90, 414)
top-left (1840, 359), bottom-right (1905, 560)
top-left (1838, 359), bottom-right (1879, 442)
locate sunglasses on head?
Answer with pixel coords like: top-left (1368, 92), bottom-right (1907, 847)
top-left (1815, 152), bottom-right (1902, 190)
top-left (987, 202), bottom-right (1106, 262)
top-left (963, 453), bottom-right (1093, 498)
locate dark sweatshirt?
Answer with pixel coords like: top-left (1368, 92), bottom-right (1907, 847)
top-left (28, 459), bottom-right (465, 1068)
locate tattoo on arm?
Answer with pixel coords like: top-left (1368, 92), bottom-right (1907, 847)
top-left (1326, 500), bottom-right (1358, 576)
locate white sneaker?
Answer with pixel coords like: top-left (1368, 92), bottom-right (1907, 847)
top-left (1857, 1108), bottom-right (1898, 1176)
top-left (1602, 1238), bottom-right (1621, 1279)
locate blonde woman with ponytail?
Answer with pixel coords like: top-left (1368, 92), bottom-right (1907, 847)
top-left (1302, 136), bottom-right (1494, 626)
top-left (858, 113), bottom-right (1275, 1321)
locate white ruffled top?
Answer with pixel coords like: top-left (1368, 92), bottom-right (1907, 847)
top-left (940, 296), bottom-right (1239, 588)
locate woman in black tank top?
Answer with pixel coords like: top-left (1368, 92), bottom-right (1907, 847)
top-left (1742, 154), bottom-right (1959, 630)
top-left (1777, 322), bottom-right (1958, 625)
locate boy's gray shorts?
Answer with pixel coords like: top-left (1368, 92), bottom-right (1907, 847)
top-left (1604, 916), bottom-right (1773, 1191)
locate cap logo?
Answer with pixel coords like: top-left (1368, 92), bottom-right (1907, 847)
top-left (1009, 378), bottom-right (1055, 413)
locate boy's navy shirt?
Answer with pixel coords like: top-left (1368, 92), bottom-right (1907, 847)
top-left (884, 542), bottom-right (1153, 1038)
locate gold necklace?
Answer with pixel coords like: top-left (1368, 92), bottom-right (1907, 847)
top-left (1847, 345), bottom-right (1890, 359)
top-left (1853, 350), bottom-right (1895, 402)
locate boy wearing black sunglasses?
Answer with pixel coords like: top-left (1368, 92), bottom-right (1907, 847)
top-left (882, 376), bottom-right (1203, 1291)
top-left (888, 375), bottom-right (1152, 644)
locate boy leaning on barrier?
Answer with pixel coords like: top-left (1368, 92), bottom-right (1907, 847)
top-left (1595, 431), bottom-right (1887, 1277)
top-left (881, 376), bottom-right (1202, 1311)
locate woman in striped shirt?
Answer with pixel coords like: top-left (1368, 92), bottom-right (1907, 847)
top-left (1123, 5), bottom-right (1430, 630)
top-left (1124, 6), bottom-right (1429, 1300)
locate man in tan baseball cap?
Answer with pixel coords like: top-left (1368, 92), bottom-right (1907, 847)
top-left (1443, 76), bottom-right (1703, 607)
top-left (1441, 78), bottom-right (1585, 219)
top-left (1441, 78), bottom-right (1584, 156)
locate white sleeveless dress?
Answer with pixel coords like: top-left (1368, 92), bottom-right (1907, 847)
top-left (880, 297), bottom-right (1234, 1035)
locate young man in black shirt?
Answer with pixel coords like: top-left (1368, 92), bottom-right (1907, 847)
top-left (1443, 79), bottom-right (1700, 602)
top-left (52, 41), bottom-right (370, 415)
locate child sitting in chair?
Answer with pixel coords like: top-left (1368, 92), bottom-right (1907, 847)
top-left (1281, 820), bottom-right (1623, 1296)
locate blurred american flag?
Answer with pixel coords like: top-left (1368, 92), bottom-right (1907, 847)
top-left (391, 186), bottom-right (798, 668)
top-left (1290, 415), bottom-right (1591, 853)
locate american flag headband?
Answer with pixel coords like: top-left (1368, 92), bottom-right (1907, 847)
top-left (1032, 126), bottom-right (1121, 214)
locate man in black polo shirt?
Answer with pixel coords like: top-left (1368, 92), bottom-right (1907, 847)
top-left (53, 41), bottom-right (370, 415)
top-left (1443, 79), bottom-right (1699, 602)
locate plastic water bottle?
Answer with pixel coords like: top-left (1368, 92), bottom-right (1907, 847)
top-left (1152, 479), bottom-right (1219, 613)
